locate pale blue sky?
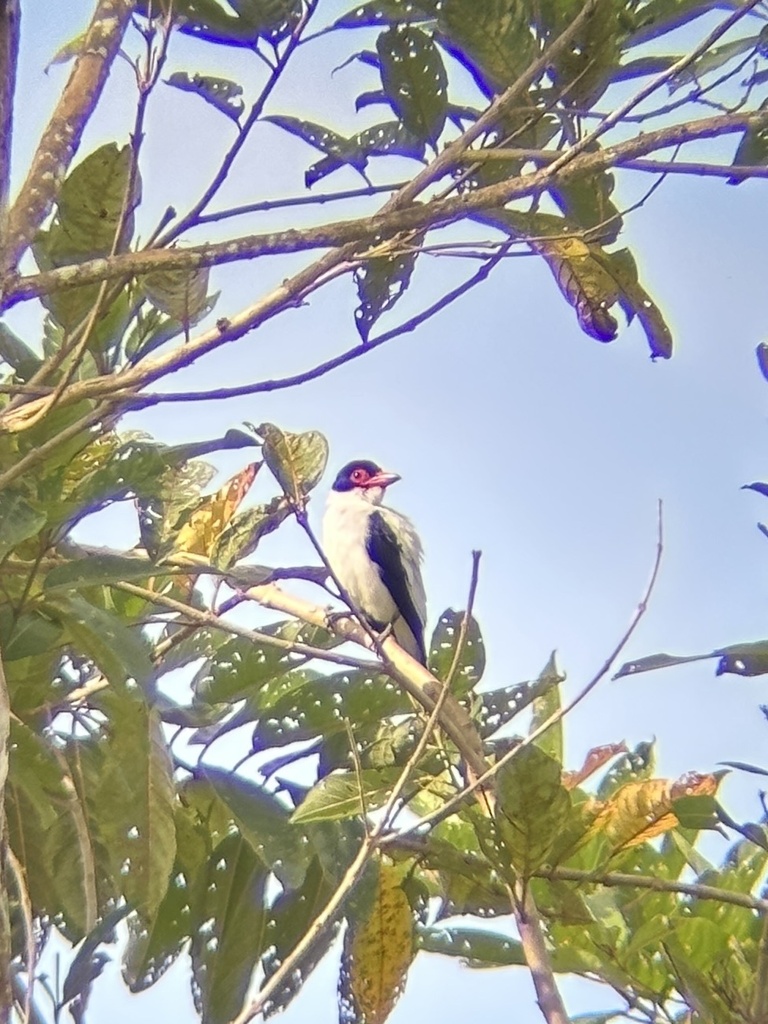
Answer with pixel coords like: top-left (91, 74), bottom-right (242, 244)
top-left (8, 2), bottom-right (768, 1021)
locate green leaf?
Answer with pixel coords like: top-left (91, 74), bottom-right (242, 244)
top-left (211, 495), bottom-right (292, 568)
top-left (437, 0), bottom-right (535, 94)
top-left (479, 670), bottom-right (560, 738)
top-left (257, 423), bottom-right (329, 501)
top-left (427, 607), bottom-right (485, 697)
top-left (417, 925), bottom-right (525, 966)
top-left (44, 553), bottom-right (156, 591)
top-left (33, 143), bottom-right (138, 331)
top-left (193, 621), bottom-right (338, 705)
top-left (202, 766), bottom-right (310, 889)
top-left (307, 121), bottom-right (425, 186)
top-left (377, 26), bottom-right (447, 143)
top-left (251, 669), bottom-right (409, 748)
top-left (729, 99), bottom-right (768, 183)
top-left (49, 592), bottom-right (153, 686)
top-left (143, 265), bottom-right (214, 326)
top-left (92, 690), bottom-right (177, 922)
top-left (62, 907), bottom-right (130, 1006)
top-left (265, 115), bottom-right (368, 177)
top-left (495, 745), bottom-right (572, 877)
top-left (334, 0), bottom-right (438, 29)
top-left (616, 640), bottom-right (768, 680)
top-left (601, 248), bottom-right (673, 359)
top-left (0, 491), bottom-right (46, 559)
top-left (190, 833), bottom-right (268, 1024)
top-left (166, 71), bottom-right (244, 121)
top-left (0, 323), bottom-right (43, 381)
top-left (260, 857), bottom-right (337, 1016)
top-left (0, 608), bottom-right (62, 661)
top-left (291, 766), bottom-right (428, 823)
top-left (354, 239), bottom-right (423, 343)
top-left (529, 651), bottom-right (564, 764)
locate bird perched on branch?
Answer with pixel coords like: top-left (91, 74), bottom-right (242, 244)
top-left (322, 459), bottom-right (427, 664)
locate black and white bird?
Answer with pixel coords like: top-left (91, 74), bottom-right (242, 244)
top-left (322, 460), bottom-right (427, 664)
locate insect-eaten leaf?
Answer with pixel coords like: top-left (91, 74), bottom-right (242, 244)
top-left (616, 640), bottom-right (768, 681)
top-left (256, 423), bottom-right (329, 503)
top-left (354, 237), bottom-right (422, 342)
top-left (586, 772), bottom-right (721, 854)
top-left (166, 71), bottom-right (244, 121)
top-left (377, 25), bottom-right (448, 144)
top-left (136, 0), bottom-right (302, 46)
top-left (338, 860), bottom-right (414, 1024)
top-left (307, 120), bottom-right (425, 187)
top-left (427, 607), bottom-right (485, 697)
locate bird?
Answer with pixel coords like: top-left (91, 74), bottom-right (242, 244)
top-left (322, 459), bottom-right (427, 664)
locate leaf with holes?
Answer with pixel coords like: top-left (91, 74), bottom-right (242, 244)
top-left (307, 120), bottom-right (425, 186)
top-left (252, 670), bottom-right (409, 748)
top-left (265, 115), bottom-right (368, 180)
top-left (260, 858), bottom-right (337, 1017)
top-left (257, 423), bottom-right (328, 502)
top-left (418, 925), bottom-right (525, 966)
top-left (166, 71), bottom-right (244, 121)
top-left (599, 248), bottom-right (673, 360)
top-left (334, 0), bottom-right (439, 29)
top-left (202, 766), bottom-right (310, 889)
top-left (478, 669), bottom-right (561, 739)
top-left (427, 607), bottom-right (485, 697)
top-left (90, 690), bottom-right (177, 922)
top-left (377, 25), bottom-right (447, 143)
top-left (354, 238), bottom-right (422, 342)
top-left (339, 860), bottom-right (415, 1024)
top-left (190, 833), bottom-right (268, 1024)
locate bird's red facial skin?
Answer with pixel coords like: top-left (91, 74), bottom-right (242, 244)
top-left (350, 467), bottom-right (371, 486)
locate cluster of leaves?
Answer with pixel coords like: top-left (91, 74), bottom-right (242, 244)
top-left (0, 410), bottom-right (767, 1024)
top-left (4, 1), bottom-right (768, 1022)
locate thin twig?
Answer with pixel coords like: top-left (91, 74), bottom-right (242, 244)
top-left (383, 501), bottom-right (665, 842)
top-left (111, 581), bottom-right (379, 670)
top-left (157, 0), bottom-right (319, 244)
top-left (106, 247), bottom-right (509, 410)
top-left (0, 0), bottom-right (20, 258)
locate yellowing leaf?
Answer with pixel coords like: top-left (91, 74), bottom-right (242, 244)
top-left (587, 772), bottom-right (720, 852)
top-left (173, 462), bottom-right (260, 558)
top-left (339, 860), bottom-right (414, 1024)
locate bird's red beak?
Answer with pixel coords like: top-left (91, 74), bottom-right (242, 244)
top-left (365, 470), bottom-right (401, 489)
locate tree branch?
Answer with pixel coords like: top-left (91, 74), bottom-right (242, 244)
top-left (0, 645), bottom-right (11, 1020)
top-left (3, 0), bottom-right (135, 272)
top-left (5, 105), bottom-right (765, 316)
top-left (0, 0), bottom-right (20, 256)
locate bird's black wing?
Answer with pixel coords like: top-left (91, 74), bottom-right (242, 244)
top-left (366, 510), bottom-right (426, 663)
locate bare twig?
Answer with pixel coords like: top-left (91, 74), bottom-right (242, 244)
top-left (384, 501), bottom-right (665, 841)
top-left (3, 0), bottom-right (135, 272)
top-left (157, 0), bottom-right (319, 243)
top-left (102, 247), bottom-right (509, 410)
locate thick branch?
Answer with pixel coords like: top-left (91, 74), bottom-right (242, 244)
top-left (3, 0), bottom-right (134, 271)
top-left (5, 107), bottom-right (765, 313)
top-left (0, 0), bottom-right (20, 256)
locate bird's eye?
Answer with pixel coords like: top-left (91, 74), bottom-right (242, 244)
top-left (350, 468), bottom-right (368, 484)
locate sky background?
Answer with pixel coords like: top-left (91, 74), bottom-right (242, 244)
top-left (7, 1), bottom-right (768, 1021)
